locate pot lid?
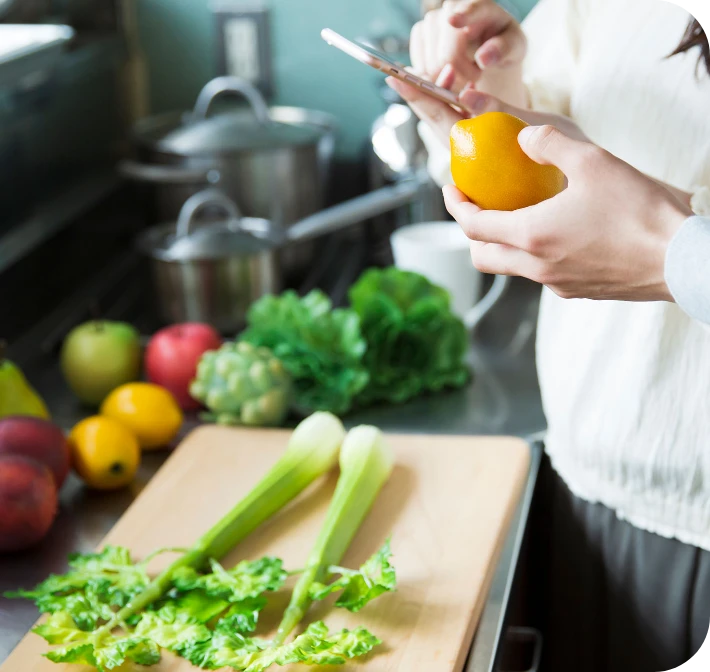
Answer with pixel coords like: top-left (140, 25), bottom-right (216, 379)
top-left (156, 111), bottom-right (324, 155)
top-left (136, 189), bottom-right (279, 262)
top-left (155, 77), bottom-right (325, 155)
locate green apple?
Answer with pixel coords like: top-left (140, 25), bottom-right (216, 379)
top-left (60, 321), bottom-right (142, 406)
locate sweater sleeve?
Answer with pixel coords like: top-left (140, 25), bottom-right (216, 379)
top-left (665, 216), bottom-right (710, 327)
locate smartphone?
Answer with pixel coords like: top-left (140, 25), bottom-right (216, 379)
top-left (321, 28), bottom-right (465, 110)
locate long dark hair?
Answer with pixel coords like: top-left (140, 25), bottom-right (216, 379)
top-left (671, 18), bottom-right (710, 75)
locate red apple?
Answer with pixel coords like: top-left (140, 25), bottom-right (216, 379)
top-left (0, 416), bottom-right (71, 488)
top-left (145, 323), bottom-right (222, 410)
top-left (0, 455), bottom-right (58, 553)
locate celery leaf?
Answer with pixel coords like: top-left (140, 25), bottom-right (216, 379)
top-left (173, 557), bottom-right (286, 602)
top-left (35, 612), bottom-right (160, 671)
top-left (310, 539), bottom-right (396, 612)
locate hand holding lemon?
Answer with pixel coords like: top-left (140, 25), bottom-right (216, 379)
top-left (450, 111), bottom-right (565, 211)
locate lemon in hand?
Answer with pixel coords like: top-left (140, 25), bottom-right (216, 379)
top-left (69, 416), bottom-right (140, 490)
top-left (100, 383), bottom-right (183, 450)
top-left (450, 111), bottom-right (565, 211)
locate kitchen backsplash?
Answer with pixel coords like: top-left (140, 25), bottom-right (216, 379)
top-left (135, 0), bottom-right (538, 159)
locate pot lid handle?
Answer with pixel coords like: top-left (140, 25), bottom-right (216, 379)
top-left (176, 188), bottom-right (243, 238)
top-left (191, 76), bottom-right (271, 125)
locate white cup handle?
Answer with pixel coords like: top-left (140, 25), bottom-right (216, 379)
top-left (463, 275), bottom-right (510, 332)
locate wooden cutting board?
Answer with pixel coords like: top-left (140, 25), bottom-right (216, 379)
top-left (2, 426), bottom-right (531, 672)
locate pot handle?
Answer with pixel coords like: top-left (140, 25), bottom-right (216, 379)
top-left (192, 76), bottom-right (271, 124)
top-left (176, 188), bottom-right (243, 238)
top-left (118, 160), bottom-right (221, 185)
top-left (286, 175), bottom-right (428, 244)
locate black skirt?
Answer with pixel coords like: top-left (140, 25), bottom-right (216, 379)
top-left (525, 455), bottom-right (710, 672)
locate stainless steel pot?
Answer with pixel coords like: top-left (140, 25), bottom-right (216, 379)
top-left (119, 77), bottom-right (337, 279)
top-left (137, 178), bottom-right (426, 334)
top-left (136, 190), bottom-right (278, 334)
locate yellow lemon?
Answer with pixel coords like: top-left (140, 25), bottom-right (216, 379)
top-left (100, 382), bottom-right (183, 450)
top-left (450, 112), bottom-right (565, 211)
top-left (69, 416), bottom-right (140, 490)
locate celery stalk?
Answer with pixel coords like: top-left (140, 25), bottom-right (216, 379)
top-left (111, 412), bottom-right (346, 627)
top-left (274, 425), bottom-right (394, 645)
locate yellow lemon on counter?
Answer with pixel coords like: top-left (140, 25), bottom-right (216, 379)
top-left (69, 416), bottom-right (140, 490)
top-left (100, 382), bottom-right (183, 450)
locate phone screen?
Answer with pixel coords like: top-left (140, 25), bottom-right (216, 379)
top-left (352, 40), bottom-right (408, 71)
top-left (322, 28), bottom-right (464, 110)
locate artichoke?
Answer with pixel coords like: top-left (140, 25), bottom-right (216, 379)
top-left (189, 342), bottom-right (292, 427)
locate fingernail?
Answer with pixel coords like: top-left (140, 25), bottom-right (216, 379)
top-left (518, 126), bottom-right (536, 144)
top-left (460, 89), bottom-right (488, 114)
top-left (477, 47), bottom-right (500, 68)
top-left (435, 63), bottom-right (454, 87)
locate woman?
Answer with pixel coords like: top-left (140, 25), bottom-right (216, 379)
top-left (388, 1), bottom-right (710, 670)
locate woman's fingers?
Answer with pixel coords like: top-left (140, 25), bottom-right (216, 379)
top-left (457, 88), bottom-right (590, 142)
top-left (443, 185), bottom-right (534, 247)
top-left (410, 21), bottom-right (425, 73)
top-left (386, 77), bottom-right (464, 145)
top-left (518, 125), bottom-right (595, 174)
top-left (435, 63), bottom-right (457, 90)
top-left (475, 26), bottom-right (527, 69)
top-left (469, 241), bottom-right (540, 278)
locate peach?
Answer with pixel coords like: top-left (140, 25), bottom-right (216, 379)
top-left (0, 455), bottom-right (58, 553)
top-left (0, 416), bottom-right (70, 488)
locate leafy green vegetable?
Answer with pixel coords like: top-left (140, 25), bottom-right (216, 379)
top-left (7, 546), bottom-right (149, 615)
top-left (6, 546), bottom-right (150, 631)
top-left (310, 538), bottom-right (396, 612)
top-left (181, 621), bottom-right (380, 672)
top-left (34, 612), bottom-right (161, 671)
top-left (214, 599), bottom-right (267, 635)
top-left (172, 557), bottom-right (286, 602)
top-left (275, 425), bottom-right (394, 644)
top-left (190, 342), bottom-right (292, 427)
top-left (349, 267), bottom-right (470, 406)
top-left (151, 591), bottom-right (232, 626)
top-left (240, 290), bottom-right (369, 415)
top-left (134, 613), bottom-right (212, 652)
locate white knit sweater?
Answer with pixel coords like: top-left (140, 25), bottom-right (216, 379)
top-left (422, 0), bottom-right (710, 549)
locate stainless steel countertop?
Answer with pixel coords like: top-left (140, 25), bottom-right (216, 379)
top-left (0, 273), bottom-right (546, 669)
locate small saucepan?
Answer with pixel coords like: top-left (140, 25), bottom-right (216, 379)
top-left (136, 179), bottom-right (426, 333)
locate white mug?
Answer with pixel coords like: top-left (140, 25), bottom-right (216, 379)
top-left (390, 221), bottom-right (509, 331)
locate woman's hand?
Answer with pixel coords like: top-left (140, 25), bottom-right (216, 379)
top-left (387, 77), bottom-right (587, 146)
top-left (411, 0), bottom-right (527, 104)
top-left (444, 125), bottom-right (693, 302)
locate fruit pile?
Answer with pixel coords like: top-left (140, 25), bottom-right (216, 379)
top-left (0, 321), bottom-right (227, 553)
top-left (58, 320), bottom-right (226, 493)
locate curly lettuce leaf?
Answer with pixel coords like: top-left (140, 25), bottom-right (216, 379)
top-left (240, 290), bottom-right (369, 415)
top-left (349, 267), bottom-right (470, 406)
top-left (310, 539), bottom-right (396, 612)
